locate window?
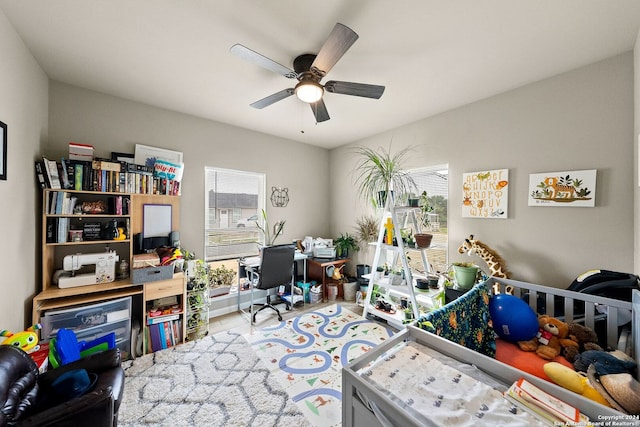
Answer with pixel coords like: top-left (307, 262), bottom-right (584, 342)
top-left (406, 164), bottom-right (449, 273)
top-left (205, 167), bottom-right (265, 260)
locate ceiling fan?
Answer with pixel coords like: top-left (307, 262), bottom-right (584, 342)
top-left (230, 23), bottom-right (385, 123)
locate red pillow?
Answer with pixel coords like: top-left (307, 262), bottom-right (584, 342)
top-left (495, 338), bottom-right (574, 382)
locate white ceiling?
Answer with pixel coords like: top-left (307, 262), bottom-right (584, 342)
top-left (1, 1), bottom-right (640, 149)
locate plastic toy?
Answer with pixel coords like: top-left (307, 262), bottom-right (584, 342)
top-left (48, 328), bottom-right (115, 367)
top-left (489, 294), bottom-right (538, 342)
top-left (0, 324), bottom-right (42, 353)
top-left (543, 362), bottom-right (610, 406)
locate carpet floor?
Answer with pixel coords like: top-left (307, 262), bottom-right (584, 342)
top-left (118, 330), bottom-right (310, 426)
top-left (244, 304), bottom-right (395, 427)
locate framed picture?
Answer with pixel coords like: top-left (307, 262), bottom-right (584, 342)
top-left (0, 120), bottom-right (6, 180)
top-left (134, 144), bottom-right (183, 168)
top-left (143, 204), bottom-right (172, 238)
top-left (528, 169), bottom-right (596, 207)
top-left (462, 169), bottom-right (509, 218)
top-left (111, 152), bottom-right (135, 163)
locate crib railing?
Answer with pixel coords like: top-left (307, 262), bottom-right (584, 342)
top-left (488, 277), bottom-right (633, 354)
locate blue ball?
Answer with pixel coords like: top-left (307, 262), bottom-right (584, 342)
top-left (489, 294), bottom-right (539, 342)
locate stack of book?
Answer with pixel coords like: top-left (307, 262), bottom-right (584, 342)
top-left (146, 313), bottom-right (183, 352)
top-left (504, 377), bottom-right (590, 426)
top-left (36, 156), bottom-right (181, 196)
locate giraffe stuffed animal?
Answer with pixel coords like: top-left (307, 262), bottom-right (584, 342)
top-left (457, 235), bottom-right (512, 293)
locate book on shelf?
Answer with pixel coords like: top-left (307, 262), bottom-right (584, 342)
top-left (504, 377), bottom-right (585, 425)
top-left (147, 317), bottom-right (182, 351)
top-left (42, 158), bottom-right (61, 189)
top-left (58, 158), bottom-right (72, 189)
top-left (147, 313), bottom-right (180, 325)
top-left (34, 160), bottom-right (47, 189)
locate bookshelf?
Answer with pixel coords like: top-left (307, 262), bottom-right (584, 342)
top-left (34, 178), bottom-right (184, 357)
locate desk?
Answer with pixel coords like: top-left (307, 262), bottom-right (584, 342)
top-left (307, 258), bottom-right (350, 302)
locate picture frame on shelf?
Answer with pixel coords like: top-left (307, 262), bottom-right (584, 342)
top-left (111, 152), bottom-right (135, 163)
top-left (134, 144), bottom-right (183, 169)
top-left (0, 120), bottom-right (6, 180)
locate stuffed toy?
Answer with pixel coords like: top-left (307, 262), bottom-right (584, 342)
top-left (518, 314), bottom-right (578, 360)
top-left (574, 350), bottom-right (640, 414)
top-left (562, 322), bottom-right (603, 363)
top-left (0, 324), bottom-right (41, 353)
top-left (543, 362), bottom-right (611, 407)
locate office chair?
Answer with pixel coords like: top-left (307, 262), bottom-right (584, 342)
top-left (245, 244), bottom-right (296, 323)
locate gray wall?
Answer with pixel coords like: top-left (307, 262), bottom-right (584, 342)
top-left (47, 82), bottom-right (331, 261)
top-left (331, 53), bottom-right (634, 288)
top-left (0, 6), bottom-right (637, 330)
top-left (0, 9), bottom-right (48, 332)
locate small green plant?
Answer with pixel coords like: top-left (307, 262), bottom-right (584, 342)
top-left (334, 233), bottom-right (359, 258)
top-left (255, 209), bottom-right (285, 246)
top-left (208, 264), bottom-right (236, 289)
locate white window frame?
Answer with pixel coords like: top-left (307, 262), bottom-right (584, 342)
top-left (204, 167), bottom-right (266, 261)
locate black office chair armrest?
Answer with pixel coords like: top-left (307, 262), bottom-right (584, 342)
top-left (18, 387), bottom-right (115, 427)
top-left (39, 348), bottom-right (121, 389)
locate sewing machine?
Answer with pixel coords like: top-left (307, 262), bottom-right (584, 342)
top-left (55, 251), bottom-right (119, 288)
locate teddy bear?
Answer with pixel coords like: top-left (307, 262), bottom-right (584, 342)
top-left (562, 322), bottom-right (603, 363)
top-left (518, 314), bottom-right (579, 360)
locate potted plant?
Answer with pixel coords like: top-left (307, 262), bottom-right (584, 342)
top-left (355, 215), bottom-right (378, 244)
top-left (208, 264), bottom-right (236, 297)
top-left (414, 191), bottom-right (434, 248)
top-left (255, 208), bottom-right (285, 246)
top-left (334, 232), bottom-right (359, 259)
top-left (353, 144), bottom-right (417, 208)
top-left (451, 262), bottom-right (479, 290)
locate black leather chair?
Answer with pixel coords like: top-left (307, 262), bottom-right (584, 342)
top-left (245, 244), bottom-right (296, 323)
top-left (0, 345), bottom-right (124, 427)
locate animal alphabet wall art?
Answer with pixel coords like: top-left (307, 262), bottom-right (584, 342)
top-left (528, 169), bottom-right (596, 207)
top-left (462, 169), bottom-right (509, 218)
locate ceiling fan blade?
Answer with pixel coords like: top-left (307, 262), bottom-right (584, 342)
top-left (250, 89), bottom-right (294, 109)
top-left (310, 23), bottom-right (358, 79)
top-left (310, 99), bottom-right (330, 122)
top-left (230, 44), bottom-right (297, 79)
top-left (324, 81), bottom-right (385, 99)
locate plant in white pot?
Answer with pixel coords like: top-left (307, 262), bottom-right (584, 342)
top-left (353, 144), bottom-right (417, 208)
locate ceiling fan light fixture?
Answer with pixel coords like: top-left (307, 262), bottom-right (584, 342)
top-left (295, 80), bottom-right (324, 103)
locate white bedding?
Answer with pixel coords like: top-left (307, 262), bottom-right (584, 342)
top-left (357, 341), bottom-right (546, 426)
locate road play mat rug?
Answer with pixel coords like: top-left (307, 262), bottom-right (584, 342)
top-left (244, 304), bottom-right (395, 427)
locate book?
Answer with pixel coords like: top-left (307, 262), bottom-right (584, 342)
top-left (505, 378), bottom-right (581, 424)
top-left (49, 191), bottom-right (58, 215)
top-left (43, 158), bottom-right (61, 189)
top-left (58, 159), bottom-right (71, 189)
top-left (157, 322), bottom-right (167, 349)
top-left (163, 321), bottom-right (173, 347)
top-left (55, 191), bottom-right (64, 215)
top-left (147, 314), bottom-right (179, 325)
top-left (73, 162), bottom-right (83, 190)
top-left (34, 160), bottom-right (47, 189)
top-left (149, 323), bottom-right (163, 352)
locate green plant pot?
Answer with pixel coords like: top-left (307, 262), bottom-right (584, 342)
top-left (453, 265), bottom-right (479, 290)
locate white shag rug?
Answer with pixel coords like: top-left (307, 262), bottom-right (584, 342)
top-left (118, 330), bottom-right (311, 427)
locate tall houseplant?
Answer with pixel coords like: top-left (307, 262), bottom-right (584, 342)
top-left (353, 144), bottom-right (417, 208)
top-left (255, 209), bottom-right (285, 246)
